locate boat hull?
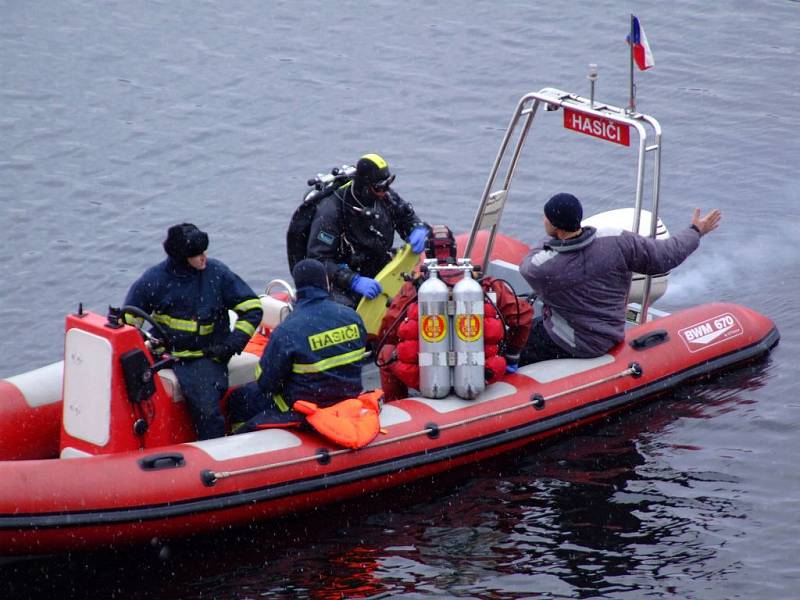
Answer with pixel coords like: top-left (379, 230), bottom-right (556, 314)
top-left (0, 302), bottom-right (778, 556)
top-left (0, 362), bottom-right (63, 460)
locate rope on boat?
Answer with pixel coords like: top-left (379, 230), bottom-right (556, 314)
top-left (201, 362), bottom-right (642, 486)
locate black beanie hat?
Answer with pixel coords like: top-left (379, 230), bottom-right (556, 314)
top-left (163, 223), bottom-right (209, 259)
top-left (292, 258), bottom-right (328, 290)
top-left (544, 193), bottom-right (583, 232)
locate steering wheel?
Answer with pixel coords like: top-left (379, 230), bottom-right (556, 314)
top-left (121, 305), bottom-right (173, 355)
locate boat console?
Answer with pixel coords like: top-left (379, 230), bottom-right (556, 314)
top-left (59, 310), bottom-right (197, 456)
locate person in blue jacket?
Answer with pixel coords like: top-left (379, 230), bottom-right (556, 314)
top-left (124, 223), bottom-right (263, 439)
top-left (228, 258), bottom-right (367, 431)
top-left (306, 153), bottom-right (429, 307)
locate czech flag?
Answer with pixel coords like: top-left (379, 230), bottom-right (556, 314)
top-left (627, 16), bottom-right (654, 71)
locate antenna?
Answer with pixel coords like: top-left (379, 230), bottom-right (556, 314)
top-left (588, 63), bottom-right (598, 108)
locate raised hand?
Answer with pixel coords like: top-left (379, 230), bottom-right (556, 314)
top-left (692, 208), bottom-right (722, 236)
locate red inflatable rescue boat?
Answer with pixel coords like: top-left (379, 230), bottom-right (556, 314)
top-left (0, 86), bottom-right (779, 556)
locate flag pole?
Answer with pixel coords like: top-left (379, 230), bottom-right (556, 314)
top-left (628, 13), bottom-right (635, 113)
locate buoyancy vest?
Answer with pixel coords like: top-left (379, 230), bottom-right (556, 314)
top-left (483, 278), bottom-right (534, 361)
top-left (287, 167), bottom-right (355, 272)
top-left (243, 328), bottom-right (271, 357)
top-left (378, 277), bottom-right (532, 351)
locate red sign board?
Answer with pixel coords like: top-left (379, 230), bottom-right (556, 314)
top-left (563, 107), bottom-right (630, 146)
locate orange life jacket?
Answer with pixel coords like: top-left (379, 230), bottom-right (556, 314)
top-left (243, 327), bottom-right (271, 357)
top-left (293, 390), bottom-right (384, 449)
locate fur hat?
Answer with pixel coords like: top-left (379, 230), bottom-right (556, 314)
top-left (163, 223), bottom-right (209, 259)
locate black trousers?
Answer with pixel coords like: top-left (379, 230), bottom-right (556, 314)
top-left (519, 316), bottom-right (576, 365)
top-left (227, 381), bottom-right (303, 432)
top-left (173, 358), bottom-right (229, 440)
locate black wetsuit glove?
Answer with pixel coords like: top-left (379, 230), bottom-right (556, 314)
top-left (206, 343), bottom-right (236, 364)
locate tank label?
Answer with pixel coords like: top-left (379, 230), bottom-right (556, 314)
top-left (678, 313), bottom-right (743, 352)
top-left (420, 314), bottom-right (447, 343)
top-left (455, 314), bottom-right (483, 342)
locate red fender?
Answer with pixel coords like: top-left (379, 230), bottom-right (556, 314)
top-left (397, 318), bottom-right (418, 341)
top-left (485, 355), bottom-right (507, 384)
top-left (396, 339), bottom-right (419, 364)
top-left (390, 360), bottom-right (421, 392)
top-left (484, 316), bottom-right (504, 344)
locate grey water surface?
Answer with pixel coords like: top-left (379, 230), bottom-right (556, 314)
top-left (1, 1), bottom-right (799, 598)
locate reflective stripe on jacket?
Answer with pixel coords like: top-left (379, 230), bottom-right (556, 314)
top-left (124, 257), bottom-right (262, 356)
top-left (256, 286), bottom-right (366, 407)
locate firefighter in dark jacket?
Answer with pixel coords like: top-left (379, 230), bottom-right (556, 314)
top-left (228, 258), bottom-right (368, 430)
top-left (306, 153), bottom-right (429, 307)
top-left (124, 223), bottom-right (263, 439)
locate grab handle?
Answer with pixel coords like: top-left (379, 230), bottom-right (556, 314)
top-left (630, 329), bottom-right (669, 350)
top-left (138, 452), bottom-right (186, 471)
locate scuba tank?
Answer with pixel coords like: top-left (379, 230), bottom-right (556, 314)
top-left (306, 164), bottom-right (356, 197)
top-left (417, 269), bottom-right (451, 398)
top-left (452, 268), bottom-right (485, 399)
top-left (286, 164), bottom-right (356, 272)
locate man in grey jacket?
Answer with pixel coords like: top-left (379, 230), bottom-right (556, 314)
top-left (518, 193), bottom-right (722, 363)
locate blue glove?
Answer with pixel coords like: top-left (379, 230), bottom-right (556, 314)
top-left (351, 274), bottom-right (382, 299)
top-left (505, 362), bottom-right (519, 374)
top-left (407, 227), bottom-right (428, 254)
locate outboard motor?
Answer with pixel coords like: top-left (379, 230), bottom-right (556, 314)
top-left (417, 268), bottom-right (451, 398)
top-left (452, 268), bottom-right (485, 399)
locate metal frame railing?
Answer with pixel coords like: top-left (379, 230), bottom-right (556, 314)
top-left (465, 86), bottom-right (662, 323)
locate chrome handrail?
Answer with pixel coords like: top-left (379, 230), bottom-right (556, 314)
top-left (465, 86), bottom-right (662, 323)
top-left (264, 278), bottom-right (296, 303)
